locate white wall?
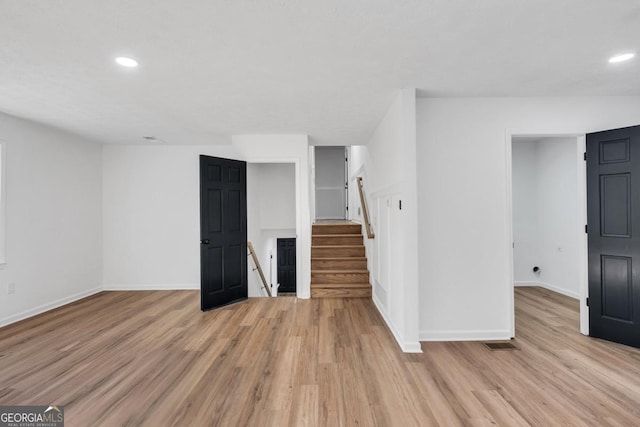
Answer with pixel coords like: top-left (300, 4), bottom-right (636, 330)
top-left (102, 145), bottom-right (237, 289)
top-left (512, 141), bottom-right (538, 282)
top-left (349, 89), bottom-right (421, 352)
top-left (103, 135), bottom-right (311, 297)
top-left (536, 138), bottom-right (581, 298)
top-left (417, 96), bottom-right (640, 341)
top-left (257, 163), bottom-right (296, 230)
top-left (513, 138), bottom-right (581, 298)
top-left (0, 112), bottom-right (102, 327)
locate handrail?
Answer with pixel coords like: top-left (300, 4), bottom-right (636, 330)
top-left (247, 242), bottom-right (272, 297)
top-left (357, 177), bottom-right (375, 239)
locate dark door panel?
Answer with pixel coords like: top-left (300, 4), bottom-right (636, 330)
top-left (200, 155), bottom-right (247, 310)
top-left (277, 238), bottom-right (296, 293)
top-left (587, 125), bottom-right (640, 348)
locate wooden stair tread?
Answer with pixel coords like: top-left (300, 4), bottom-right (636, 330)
top-left (311, 270), bottom-right (368, 274)
top-left (311, 245), bottom-right (364, 248)
top-left (310, 224), bottom-right (370, 299)
top-left (312, 233), bottom-right (362, 237)
top-left (312, 223), bottom-right (361, 232)
top-left (311, 283), bottom-right (371, 288)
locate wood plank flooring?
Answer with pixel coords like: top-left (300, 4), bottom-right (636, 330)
top-left (1, 287), bottom-right (639, 426)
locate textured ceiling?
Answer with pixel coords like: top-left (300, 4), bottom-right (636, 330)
top-left (0, 0), bottom-right (638, 145)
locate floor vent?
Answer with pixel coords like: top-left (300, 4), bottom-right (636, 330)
top-left (483, 341), bottom-right (518, 351)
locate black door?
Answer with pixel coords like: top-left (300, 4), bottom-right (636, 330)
top-left (277, 238), bottom-right (296, 293)
top-left (199, 155), bottom-right (247, 311)
top-left (587, 125), bottom-right (640, 348)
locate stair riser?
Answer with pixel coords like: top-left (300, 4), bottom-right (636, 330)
top-left (312, 224), bottom-right (362, 235)
top-left (311, 272), bottom-right (370, 284)
top-left (311, 287), bottom-right (372, 298)
top-left (312, 235), bottom-right (362, 246)
top-left (312, 259), bottom-right (368, 270)
top-left (312, 247), bottom-right (365, 257)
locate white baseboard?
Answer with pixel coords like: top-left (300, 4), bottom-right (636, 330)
top-left (514, 281), bottom-right (539, 286)
top-left (372, 294), bottom-right (423, 353)
top-left (0, 286), bottom-right (102, 328)
top-left (103, 283), bottom-right (199, 291)
top-left (420, 329), bottom-right (512, 342)
top-left (514, 281), bottom-right (579, 299)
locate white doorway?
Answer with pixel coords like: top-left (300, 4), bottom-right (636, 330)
top-left (315, 146), bottom-right (347, 220)
top-left (246, 162), bottom-right (297, 297)
top-left (507, 133), bottom-right (589, 336)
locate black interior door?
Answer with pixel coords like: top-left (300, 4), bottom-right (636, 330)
top-left (587, 125), bottom-right (640, 348)
top-left (199, 155), bottom-right (247, 311)
top-left (277, 238), bottom-right (296, 293)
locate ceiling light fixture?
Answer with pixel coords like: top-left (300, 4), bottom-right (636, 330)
top-left (115, 56), bottom-right (139, 68)
top-left (608, 53), bottom-right (635, 64)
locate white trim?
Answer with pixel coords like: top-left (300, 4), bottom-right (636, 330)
top-left (372, 293), bottom-right (423, 353)
top-left (0, 140), bottom-right (6, 265)
top-left (420, 329), bottom-right (511, 342)
top-left (103, 283), bottom-right (199, 291)
top-left (504, 130), bottom-right (515, 337)
top-left (514, 282), bottom-right (580, 299)
top-left (505, 129), bottom-right (589, 338)
top-left (514, 281), bottom-right (539, 286)
top-left (577, 136), bottom-right (590, 336)
top-left (0, 287), bottom-right (102, 328)
top-left (537, 282), bottom-right (580, 299)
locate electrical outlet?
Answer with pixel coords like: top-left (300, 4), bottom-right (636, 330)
top-left (7, 282), bottom-right (15, 295)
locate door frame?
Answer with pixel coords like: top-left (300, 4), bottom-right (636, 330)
top-left (505, 129), bottom-right (589, 337)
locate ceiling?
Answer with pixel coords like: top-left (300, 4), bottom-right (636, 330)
top-left (1, 0), bottom-right (638, 146)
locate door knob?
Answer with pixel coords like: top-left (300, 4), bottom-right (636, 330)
top-left (201, 239), bottom-right (210, 245)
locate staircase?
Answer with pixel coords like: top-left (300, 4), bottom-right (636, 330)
top-left (311, 222), bottom-right (372, 298)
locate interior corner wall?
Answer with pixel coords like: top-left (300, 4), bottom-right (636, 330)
top-left (513, 137), bottom-right (581, 298)
top-left (535, 137), bottom-right (581, 298)
top-left (0, 112), bottom-right (102, 327)
top-left (354, 89), bottom-right (421, 352)
top-left (417, 96), bottom-right (640, 341)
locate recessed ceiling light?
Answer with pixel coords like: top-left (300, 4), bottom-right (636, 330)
top-left (115, 56), bottom-right (139, 68)
top-left (608, 53), bottom-right (635, 64)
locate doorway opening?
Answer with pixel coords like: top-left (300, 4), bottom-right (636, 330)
top-left (315, 146), bottom-right (348, 220)
top-left (246, 162), bottom-right (297, 297)
top-left (507, 134), bottom-right (588, 337)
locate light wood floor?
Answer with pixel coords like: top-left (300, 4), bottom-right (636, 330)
top-left (1, 287), bottom-right (639, 426)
